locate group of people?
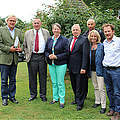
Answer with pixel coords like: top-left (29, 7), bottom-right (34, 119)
top-left (0, 15), bottom-right (120, 120)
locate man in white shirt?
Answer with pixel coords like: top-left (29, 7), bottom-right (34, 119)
top-left (24, 18), bottom-right (50, 102)
top-left (102, 24), bottom-right (120, 120)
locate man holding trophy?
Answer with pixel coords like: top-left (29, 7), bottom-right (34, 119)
top-left (0, 15), bottom-right (23, 106)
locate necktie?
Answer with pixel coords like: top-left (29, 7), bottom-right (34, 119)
top-left (71, 37), bottom-right (77, 52)
top-left (34, 30), bottom-right (39, 53)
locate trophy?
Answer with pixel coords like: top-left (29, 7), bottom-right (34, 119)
top-left (14, 36), bottom-right (19, 48)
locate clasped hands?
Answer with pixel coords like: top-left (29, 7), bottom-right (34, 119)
top-left (49, 54), bottom-right (57, 60)
top-left (10, 45), bottom-right (22, 52)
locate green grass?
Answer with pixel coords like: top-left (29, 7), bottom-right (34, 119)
top-left (0, 62), bottom-right (110, 120)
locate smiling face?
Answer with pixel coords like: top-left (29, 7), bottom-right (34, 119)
top-left (52, 25), bottom-right (61, 38)
top-left (103, 26), bottom-right (114, 42)
top-left (72, 25), bottom-right (81, 37)
top-left (32, 18), bottom-right (42, 30)
top-left (7, 16), bottom-right (16, 30)
top-left (90, 32), bottom-right (98, 44)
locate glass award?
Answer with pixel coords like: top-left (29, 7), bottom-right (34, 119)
top-left (14, 36), bottom-right (19, 48)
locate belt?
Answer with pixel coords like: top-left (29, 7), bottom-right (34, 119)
top-left (104, 66), bottom-right (120, 70)
top-left (32, 53), bottom-right (44, 55)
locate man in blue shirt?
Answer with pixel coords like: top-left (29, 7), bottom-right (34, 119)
top-left (102, 24), bottom-right (120, 120)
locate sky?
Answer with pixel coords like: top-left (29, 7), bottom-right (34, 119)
top-left (0, 0), bottom-right (56, 22)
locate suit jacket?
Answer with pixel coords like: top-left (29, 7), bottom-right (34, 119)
top-left (23, 28), bottom-right (50, 62)
top-left (0, 26), bottom-right (23, 65)
top-left (45, 35), bottom-right (69, 65)
top-left (68, 35), bottom-right (90, 74)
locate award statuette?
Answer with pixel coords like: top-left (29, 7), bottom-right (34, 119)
top-left (14, 36), bottom-right (19, 48)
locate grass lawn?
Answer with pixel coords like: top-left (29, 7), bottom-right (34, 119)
top-left (0, 62), bottom-right (110, 120)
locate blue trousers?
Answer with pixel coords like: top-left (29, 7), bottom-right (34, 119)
top-left (104, 67), bottom-right (120, 112)
top-left (49, 64), bottom-right (67, 104)
top-left (0, 63), bottom-right (17, 100)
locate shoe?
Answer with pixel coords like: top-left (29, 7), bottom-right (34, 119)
top-left (106, 110), bottom-right (115, 116)
top-left (29, 96), bottom-right (37, 101)
top-left (100, 108), bottom-right (106, 114)
top-left (49, 100), bottom-right (58, 104)
top-left (71, 101), bottom-right (77, 105)
top-left (9, 98), bottom-right (19, 104)
top-left (2, 99), bottom-right (8, 106)
top-left (110, 112), bottom-right (120, 120)
top-left (77, 106), bottom-right (82, 111)
top-left (92, 104), bottom-right (101, 108)
top-left (41, 97), bottom-right (47, 102)
top-left (60, 104), bottom-right (64, 109)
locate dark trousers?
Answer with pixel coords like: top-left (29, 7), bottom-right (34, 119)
top-left (70, 72), bottom-right (87, 107)
top-left (0, 63), bottom-right (17, 100)
top-left (27, 53), bottom-right (47, 98)
top-left (104, 67), bottom-right (120, 112)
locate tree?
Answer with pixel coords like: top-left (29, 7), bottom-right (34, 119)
top-left (35, 0), bottom-right (120, 38)
top-left (83, 0), bottom-right (120, 16)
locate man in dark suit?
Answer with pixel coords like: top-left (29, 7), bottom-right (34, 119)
top-left (0, 15), bottom-right (23, 106)
top-left (23, 18), bottom-right (50, 102)
top-left (68, 24), bottom-right (89, 111)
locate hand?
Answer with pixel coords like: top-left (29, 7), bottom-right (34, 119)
top-left (80, 69), bottom-right (86, 74)
top-left (16, 47), bottom-right (22, 52)
top-left (10, 46), bottom-right (17, 52)
top-left (49, 54), bottom-right (57, 60)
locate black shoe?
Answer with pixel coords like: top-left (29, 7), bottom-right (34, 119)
top-left (71, 101), bottom-right (77, 105)
top-left (100, 108), bottom-right (106, 114)
top-left (9, 98), bottom-right (19, 104)
top-left (92, 104), bottom-right (101, 108)
top-left (77, 106), bottom-right (82, 111)
top-left (60, 104), bottom-right (64, 109)
top-left (49, 100), bottom-right (58, 104)
top-left (41, 97), bottom-right (47, 102)
top-left (29, 96), bottom-right (37, 101)
top-left (2, 99), bottom-right (8, 106)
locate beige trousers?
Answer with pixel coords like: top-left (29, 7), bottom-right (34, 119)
top-left (91, 71), bottom-right (106, 108)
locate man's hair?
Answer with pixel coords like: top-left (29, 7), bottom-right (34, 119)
top-left (71, 24), bottom-right (80, 31)
top-left (88, 30), bottom-right (101, 43)
top-left (52, 23), bottom-right (61, 30)
top-left (102, 24), bottom-right (115, 31)
top-left (87, 18), bottom-right (95, 24)
top-left (5, 15), bottom-right (17, 23)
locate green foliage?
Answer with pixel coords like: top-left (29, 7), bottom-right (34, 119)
top-left (84, 0), bottom-right (120, 16)
top-left (36, 0), bottom-right (120, 38)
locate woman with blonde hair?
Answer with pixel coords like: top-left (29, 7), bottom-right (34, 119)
top-left (88, 30), bottom-right (106, 114)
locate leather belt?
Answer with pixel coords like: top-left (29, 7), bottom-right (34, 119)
top-left (32, 53), bottom-right (44, 55)
top-left (104, 66), bottom-right (120, 70)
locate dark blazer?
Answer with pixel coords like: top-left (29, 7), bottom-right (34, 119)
top-left (68, 35), bottom-right (90, 74)
top-left (45, 35), bottom-right (69, 65)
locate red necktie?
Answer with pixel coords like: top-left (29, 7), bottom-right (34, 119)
top-left (71, 37), bottom-right (77, 52)
top-left (34, 30), bottom-right (39, 53)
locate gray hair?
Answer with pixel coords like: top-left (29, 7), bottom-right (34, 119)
top-left (52, 23), bottom-right (61, 30)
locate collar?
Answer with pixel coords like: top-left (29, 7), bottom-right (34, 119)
top-left (7, 25), bottom-right (15, 31)
top-left (52, 34), bottom-right (60, 40)
top-left (104, 35), bottom-right (116, 43)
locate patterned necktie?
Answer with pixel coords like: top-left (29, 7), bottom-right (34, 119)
top-left (71, 37), bottom-right (77, 52)
top-left (34, 30), bottom-right (39, 53)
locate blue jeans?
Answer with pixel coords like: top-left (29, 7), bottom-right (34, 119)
top-left (104, 67), bottom-right (120, 112)
top-left (0, 63), bottom-right (17, 100)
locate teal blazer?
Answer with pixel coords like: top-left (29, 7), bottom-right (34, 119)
top-left (0, 26), bottom-right (23, 65)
